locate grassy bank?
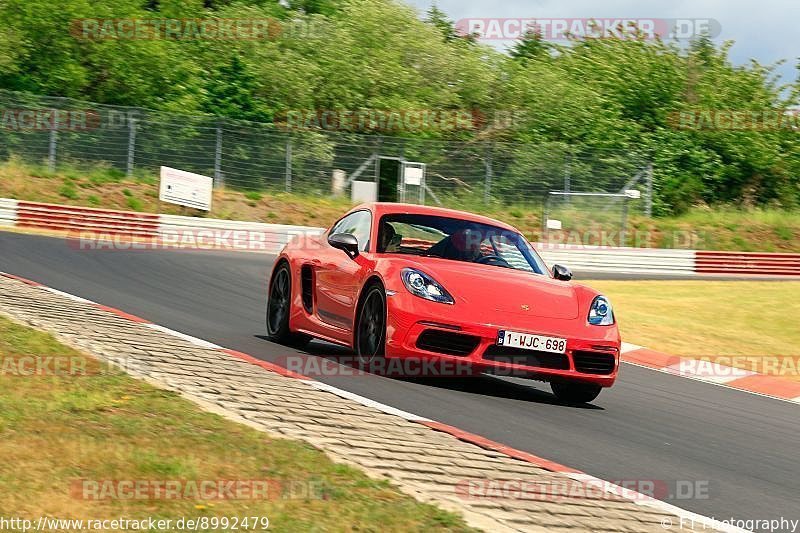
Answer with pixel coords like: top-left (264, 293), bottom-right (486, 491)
top-left (1, 159), bottom-right (799, 252)
top-left (0, 314), bottom-right (472, 531)
top-left (584, 280), bottom-right (800, 380)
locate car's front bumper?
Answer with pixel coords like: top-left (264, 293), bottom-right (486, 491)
top-left (384, 292), bottom-right (620, 387)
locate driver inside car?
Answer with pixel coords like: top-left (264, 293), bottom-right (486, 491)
top-left (379, 221), bottom-right (403, 253)
top-left (429, 227), bottom-right (485, 262)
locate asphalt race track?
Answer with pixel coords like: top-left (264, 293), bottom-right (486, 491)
top-left (1, 231), bottom-right (798, 529)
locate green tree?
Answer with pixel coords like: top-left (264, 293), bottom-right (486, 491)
top-left (201, 55), bottom-right (269, 122)
top-left (510, 30), bottom-right (552, 62)
top-left (425, 5), bottom-right (457, 42)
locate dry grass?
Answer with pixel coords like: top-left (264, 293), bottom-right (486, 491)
top-left (583, 280), bottom-right (800, 380)
top-left (0, 315), bottom-right (473, 531)
top-left (0, 159), bottom-right (351, 228)
top-left (2, 159), bottom-right (800, 251)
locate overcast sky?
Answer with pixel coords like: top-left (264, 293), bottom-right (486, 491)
top-left (404, 0), bottom-right (799, 89)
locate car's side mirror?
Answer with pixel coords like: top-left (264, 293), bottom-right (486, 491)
top-left (552, 264), bottom-right (573, 281)
top-left (328, 233), bottom-right (360, 259)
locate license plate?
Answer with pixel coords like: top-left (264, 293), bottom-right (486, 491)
top-left (497, 330), bottom-right (567, 354)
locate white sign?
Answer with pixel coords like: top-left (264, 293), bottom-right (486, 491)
top-left (624, 189), bottom-right (642, 199)
top-left (404, 166), bottom-right (424, 186)
top-left (351, 181), bottom-right (378, 203)
top-left (159, 166), bottom-right (213, 211)
top-left (546, 219), bottom-right (562, 230)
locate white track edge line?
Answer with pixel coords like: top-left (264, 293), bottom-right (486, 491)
top-left (620, 342), bottom-right (643, 354)
top-left (144, 323), bottom-right (222, 349)
top-left (564, 472), bottom-right (750, 533)
top-left (306, 381), bottom-right (431, 422)
top-left (621, 360), bottom-right (800, 405)
top-left (42, 286), bottom-right (97, 304)
top-left (661, 362), bottom-right (756, 384)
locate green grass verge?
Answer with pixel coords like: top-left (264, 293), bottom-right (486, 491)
top-left (0, 315), bottom-right (474, 531)
top-left (583, 280), bottom-right (800, 380)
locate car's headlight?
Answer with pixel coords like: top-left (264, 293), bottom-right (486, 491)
top-left (401, 268), bottom-right (454, 304)
top-left (588, 296), bottom-right (614, 326)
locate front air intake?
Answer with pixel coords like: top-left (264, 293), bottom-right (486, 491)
top-left (416, 330), bottom-right (480, 356)
top-left (572, 351), bottom-right (616, 375)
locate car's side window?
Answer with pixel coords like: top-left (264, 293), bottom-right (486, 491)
top-left (330, 210), bottom-right (372, 252)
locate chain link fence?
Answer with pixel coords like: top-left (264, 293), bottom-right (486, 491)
top-left (0, 89), bottom-right (652, 219)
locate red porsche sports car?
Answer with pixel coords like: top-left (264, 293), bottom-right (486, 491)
top-left (267, 203), bottom-right (620, 403)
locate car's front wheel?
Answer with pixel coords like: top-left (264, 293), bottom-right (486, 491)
top-left (266, 262), bottom-right (311, 348)
top-left (355, 283), bottom-right (387, 366)
top-left (550, 381), bottom-right (602, 404)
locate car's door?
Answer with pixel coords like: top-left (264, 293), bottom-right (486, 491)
top-left (315, 210), bottom-right (372, 331)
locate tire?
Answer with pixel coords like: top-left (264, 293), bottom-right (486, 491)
top-left (266, 262), bottom-right (311, 348)
top-left (354, 283), bottom-right (387, 368)
top-left (550, 381), bottom-right (602, 404)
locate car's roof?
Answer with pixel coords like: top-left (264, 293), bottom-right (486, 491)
top-left (349, 202), bottom-right (518, 233)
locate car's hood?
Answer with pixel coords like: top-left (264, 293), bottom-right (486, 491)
top-left (405, 259), bottom-right (580, 320)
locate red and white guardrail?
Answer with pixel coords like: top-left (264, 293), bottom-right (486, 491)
top-left (695, 250), bottom-right (800, 276)
top-left (15, 200), bottom-right (160, 237)
top-left (0, 198), bottom-right (321, 253)
top-left (0, 197), bottom-right (798, 276)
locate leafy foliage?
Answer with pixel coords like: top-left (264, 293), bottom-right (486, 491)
top-left (0, 0), bottom-right (797, 213)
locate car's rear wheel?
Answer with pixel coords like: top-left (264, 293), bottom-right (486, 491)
top-left (550, 381), bottom-right (602, 404)
top-left (355, 284), bottom-right (386, 367)
top-left (266, 263), bottom-right (311, 348)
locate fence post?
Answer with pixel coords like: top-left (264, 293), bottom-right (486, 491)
top-left (542, 195), bottom-right (550, 243)
top-left (48, 110), bottom-right (58, 171)
top-left (484, 143), bottom-right (493, 204)
top-left (285, 137), bottom-right (292, 193)
top-left (214, 122), bottom-right (223, 188)
top-left (645, 161), bottom-right (653, 217)
top-left (374, 136), bottom-right (382, 183)
top-left (126, 117), bottom-right (137, 177)
top-left (621, 197), bottom-right (629, 247)
top-left (564, 150), bottom-right (571, 195)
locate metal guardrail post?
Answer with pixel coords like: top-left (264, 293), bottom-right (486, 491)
top-left (214, 122), bottom-right (223, 188)
top-left (645, 162), bottom-right (653, 218)
top-left (484, 143), bottom-right (493, 204)
top-left (48, 110), bottom-right (58, 171)
top-left (621, 197), bottom-right (629, 247)
top-left (126, 117), bottom-right (137, 177)
top-left (285, 137), bottom-right (292, 193)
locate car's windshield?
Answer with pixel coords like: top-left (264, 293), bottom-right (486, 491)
top-left (377, 214), bottom-right (547, 275)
